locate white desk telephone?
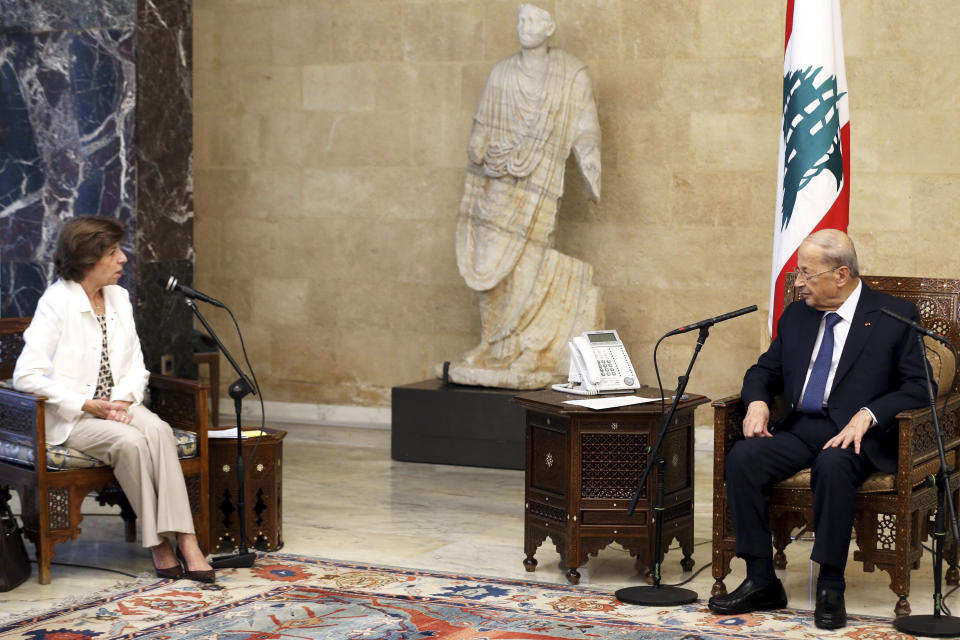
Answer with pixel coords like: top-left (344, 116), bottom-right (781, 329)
top-left (552, 330), bottom-right (641, 395)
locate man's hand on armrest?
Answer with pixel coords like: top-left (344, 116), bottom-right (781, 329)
top-left (743, 400), bottom-right (772, 439)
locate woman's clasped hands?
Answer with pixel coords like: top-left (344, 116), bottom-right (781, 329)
top-left (82, 397), bottom-right (133, 424)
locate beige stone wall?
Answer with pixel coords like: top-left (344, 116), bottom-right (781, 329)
top-left (193, 0), bottom-right (960, 419)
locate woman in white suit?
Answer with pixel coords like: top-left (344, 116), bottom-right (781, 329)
top-left (13, 216), bottom-right (214, 583)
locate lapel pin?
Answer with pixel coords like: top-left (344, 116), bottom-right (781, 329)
top-left (864, 322), bottom-right (871, 326)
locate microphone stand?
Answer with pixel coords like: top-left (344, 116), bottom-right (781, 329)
top-left (615, 324), bottom-right (710, 606)
top-left (894, 331), bottom-right (960, 637)
top-left (183, 298), bottom-right (257, 569)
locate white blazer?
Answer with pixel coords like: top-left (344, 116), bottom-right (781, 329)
top-left (13, 279), bottom-right (150, 446)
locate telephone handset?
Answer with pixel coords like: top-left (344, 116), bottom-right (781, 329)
top-left (552, 330), bottom-right (641, 395)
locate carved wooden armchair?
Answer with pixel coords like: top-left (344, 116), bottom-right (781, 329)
top-left (711, 275), bottom-right (960, 617)
top-left (0, 317), bottom-right (210, 584)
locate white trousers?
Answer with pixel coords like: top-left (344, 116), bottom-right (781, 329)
top-left (65, 404), bottom-right (195, 547)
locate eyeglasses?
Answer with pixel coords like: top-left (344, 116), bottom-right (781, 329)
top-left (793, 266), bottom-right (839, 282)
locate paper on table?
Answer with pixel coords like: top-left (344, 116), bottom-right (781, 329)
top-left (208, 428), bottom-right (267, 439)
top-left (563, 395), bottom-right (660, 410)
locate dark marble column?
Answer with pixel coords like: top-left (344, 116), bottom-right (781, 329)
top-left (134, 0), bottom-right (194, 378)
top-left (0, 0), bottom-right (194, 377)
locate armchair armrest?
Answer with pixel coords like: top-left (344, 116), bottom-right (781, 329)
top-left (0, 386), bottom-right (47, 475)
top-left (712, 393), bottom-right (795, 457)
top-left (148, 374), bottom-right (209, 438)
top-left (712, 395), bottom-right (744, 409)
top-left (894, 393), bottom-right (960, 486)
top-left (712, 394), bottom-right (745, 460)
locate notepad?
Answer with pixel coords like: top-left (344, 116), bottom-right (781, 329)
top-left (208, 428), bottom-right (268, 439)
top-left (563, 395), bottom-right (660, 410)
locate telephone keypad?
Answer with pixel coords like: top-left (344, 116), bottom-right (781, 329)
top-left (598, 351), bottom-right (620, 379)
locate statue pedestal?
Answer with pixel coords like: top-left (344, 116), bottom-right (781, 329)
top-left (390, 379), bottom-right (528, 470)
top-left (443, 362), bottom-right (560, 390)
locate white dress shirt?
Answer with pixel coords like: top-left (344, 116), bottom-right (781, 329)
top-left (13, 279), bottom-right (150, 445)
top-left (799, 280), bottom-right (862, 405)
top-left (797, 280), bottom-right (877, 424)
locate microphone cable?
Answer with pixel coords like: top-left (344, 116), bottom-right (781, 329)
top-left (221, 304), bottom-right (267, 476)
top-left (922, 326), bottom-right (960, 617)
top-left (652, 333), bottom-right (669, 414)
top-left (921, 334), bottom-right (958, 458)
top-left (161, 276), bottom-right (267, 552)
top-left (36, 558), bottom-right (137, 578)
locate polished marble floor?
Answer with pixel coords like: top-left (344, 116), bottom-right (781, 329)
top-left (1, 422), bottom-right (959, 624)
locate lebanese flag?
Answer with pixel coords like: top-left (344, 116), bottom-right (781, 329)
top-left (768, 0), bottom-right (850, 336)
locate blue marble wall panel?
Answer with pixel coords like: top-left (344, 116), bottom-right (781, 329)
top-left (0, 20), bottom-right (136, 315)
top-left (0, 0), bottom-right (194, 379)
top-left (0, 262), bottom-right (46, 318)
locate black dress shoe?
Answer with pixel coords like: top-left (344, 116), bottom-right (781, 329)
top-left (708, 578), bottom-right (788, 614)
top-left (815, 586), bottom-right (846, 629)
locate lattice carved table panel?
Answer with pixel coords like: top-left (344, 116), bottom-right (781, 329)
top-left (581, 432), bottom-right (649, 500)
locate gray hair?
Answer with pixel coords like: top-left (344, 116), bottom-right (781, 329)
top-left (802, 229), bottom-right (860, 278)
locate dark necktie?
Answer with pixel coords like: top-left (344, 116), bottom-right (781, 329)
top-left (800, 312), bottom-right (842, 414)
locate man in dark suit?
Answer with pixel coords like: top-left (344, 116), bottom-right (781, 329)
top-left (707, 230), bottom-right (931, 629)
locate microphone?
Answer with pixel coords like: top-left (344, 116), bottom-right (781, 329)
top-left (881, 307), bottom-right (948, 343)
top-left (159, 275), bottom-right (226, 308)
top-left (664, 305), bottom-right (758, 337)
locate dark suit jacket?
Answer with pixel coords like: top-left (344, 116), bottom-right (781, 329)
top-left (741, 283), bottom-right (932, 473)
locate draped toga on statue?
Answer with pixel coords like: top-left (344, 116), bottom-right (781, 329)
top-left (447, 46), bottom-right (605, 390)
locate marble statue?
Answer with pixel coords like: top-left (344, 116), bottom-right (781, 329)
top-left (444, 4), bottom-right (604, 389)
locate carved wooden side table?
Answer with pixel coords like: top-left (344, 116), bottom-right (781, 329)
top-left (515, 388), bottom-right (708, 584)
top-left (208, 427), bottom-right (285, 553)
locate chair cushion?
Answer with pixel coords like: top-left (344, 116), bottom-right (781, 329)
top-left (775, 449), bottom-right (956, 494)
top-left (0, 428), bottom-right (198, 471)
top-left (925, 337), bottom-right (956, 399)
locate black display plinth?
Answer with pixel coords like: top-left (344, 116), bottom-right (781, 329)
top-left (391, 379), bottom-right (529, 470)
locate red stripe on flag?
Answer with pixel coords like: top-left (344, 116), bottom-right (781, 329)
top-left (784, 0), bottom-right (795, 51)
top-left (770, 122), bottom-right (851, 338)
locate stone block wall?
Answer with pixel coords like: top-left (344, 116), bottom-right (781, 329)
top-left (193, 0), bottom-right (960, 414)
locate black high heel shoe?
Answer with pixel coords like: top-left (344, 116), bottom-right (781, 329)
top-left (152, 557), bottom-right (183, 580)
top-left (176, 547), bottom-right (216, 584)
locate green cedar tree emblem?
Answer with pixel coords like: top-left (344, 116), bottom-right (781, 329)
top-left (780, 66), bottom-right (846, 230)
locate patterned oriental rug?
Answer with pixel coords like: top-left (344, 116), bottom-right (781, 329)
top-left (0, 554), bottom-right (918, 639)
